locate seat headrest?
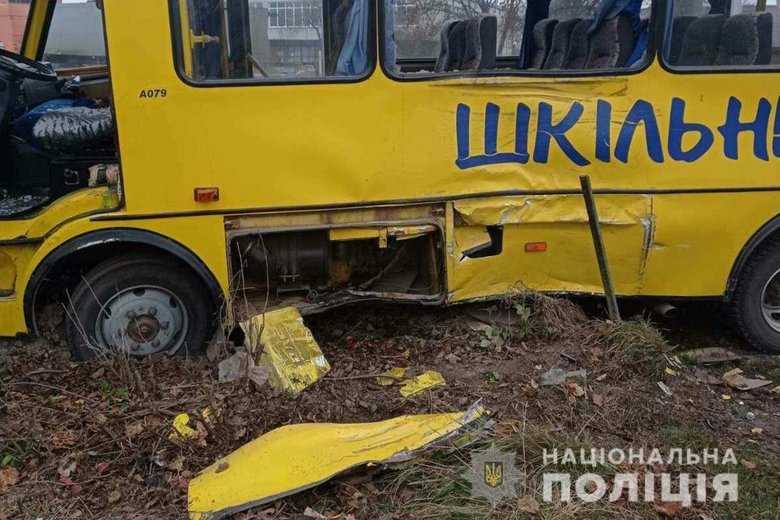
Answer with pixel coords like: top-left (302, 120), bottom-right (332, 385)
top-left (434, 15), bottom-right (497, 73)
top-left (677, 14), bottom-right (726, 66)
top-left (530, 19), bottom-right (559, 69)
top-left (585, 13), bottom-right (634, 69)
top-left (544, 18), bottom-right (582, 69)
top-left (715, 14), bottom-right (759, 66)
top-left (563, 18), bottom-right (593, 69)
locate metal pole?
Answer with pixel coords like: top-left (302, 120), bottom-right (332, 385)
top-left (579, 175), bottom-right (621, 322)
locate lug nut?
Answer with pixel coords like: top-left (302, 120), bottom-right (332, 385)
top-left (126, 310), bottom-right (136, 319)
top-left (160, 321), bottom-right (170, 331)
top-left (152, 339), bottom-right (161, 348)
top-left (148, 306), bottom-right (157, 316)
top-left (130, 343), bottom-right (140, 351)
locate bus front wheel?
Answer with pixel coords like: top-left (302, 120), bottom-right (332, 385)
top-left (65, 253), bottom-right (213, 360)
top-left (732, 241), bottom-right (780, 354)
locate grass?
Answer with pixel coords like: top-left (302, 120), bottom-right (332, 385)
top-left (601, 316), bottom-right (670, 378)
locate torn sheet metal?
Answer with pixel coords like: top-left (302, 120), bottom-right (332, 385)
top-left (240, 307), bottom-right (330, 395)
top-left (400, 370), bottom-right (446, 397)
top-left (188, 404), bottom-right (488, 520)
top-left (453, 194), bottom-right (650, 227)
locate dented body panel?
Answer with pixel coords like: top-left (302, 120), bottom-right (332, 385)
top-left (2, 0), bottom-right (780, 337)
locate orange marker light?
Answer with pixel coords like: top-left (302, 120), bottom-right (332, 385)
top-left (194, 187), bottom-right (219, 202)
top-left (524, 242), bottom-right (547, 253)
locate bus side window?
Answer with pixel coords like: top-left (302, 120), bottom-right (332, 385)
top-left (171, 0), bottom-right (373, 83)
top-left (383, 0), bottom-right (655, 78)
top-left (665, 0), bottom-right (778, 69)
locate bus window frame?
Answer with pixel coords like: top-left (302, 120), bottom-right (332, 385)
top-left (167, 0), bottom-right (378, 88)
top-left (378, 0), bottom-right (662, 82)
top-left (660, 0), bottom-right (780, 75)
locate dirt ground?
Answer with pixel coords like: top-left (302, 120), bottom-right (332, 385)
top-left (0, 297), bottom-right (778, 520)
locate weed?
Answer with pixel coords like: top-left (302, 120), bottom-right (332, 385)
top-left (601, 317), bottom-right (669, 378)
top-left (98, 379), bottom-right (130, 408)
top-left (0, 438), bottom-right (37, 468)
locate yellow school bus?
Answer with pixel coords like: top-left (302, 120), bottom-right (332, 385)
top-left (2, 0), bottom-right (780, 357)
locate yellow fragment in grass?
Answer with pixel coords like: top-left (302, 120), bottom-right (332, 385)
top-left (376, 367), bottom-right (408, 386)
top-left (400, 370), bottom-right (446, 398)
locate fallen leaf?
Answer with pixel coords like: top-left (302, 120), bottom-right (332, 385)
top-left (125, 421), bottom-right (144, 438)
top-left (517, 495), bottom-right (540, 514)
top-left (740, 459), bottom-right (757, 470)
top-left (657, 381), bottom-right (673, 396)
top-left (592, 393), bottom-right (604, 407)
top-left (107, 490), bottom-right (121, 504)
top-left (723, 373), bottom-right (773, 391)
top-left (58, 460), bottom-right (77, 479)
top-left (653, 501), bottom-right (683, 517)
top-left (95, 462), bottom-right (109, 475)
top-left (303, 507), bottom-right (326, 519)
top-left (665, 367), bottom-right (677, 376)
top-left (751, 427), bottom-right (764, 435)
top-left (0, 468), bottom-right (19, 489)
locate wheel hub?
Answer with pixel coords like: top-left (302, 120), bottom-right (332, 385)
top-left (761, 269), bottom-right (780, 333)
top-left (96, 286), bottom-right (187, 356)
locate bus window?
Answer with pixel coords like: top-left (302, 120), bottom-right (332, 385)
top-left (665, 0), bottom-right (779, 68)
top-left (42, 0), bottom-right (107, 69)
top-left (171, 0), bottom-right (372, 83)
top-left (383, 0), bottom-right (654, 76)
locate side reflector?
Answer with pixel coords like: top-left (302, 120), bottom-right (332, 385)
top-left (524, 241), bottom-right (547, 253)
top-left (194, 187), bottom-right (219, 202)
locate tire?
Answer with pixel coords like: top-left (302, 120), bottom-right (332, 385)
top-left (731, 241), bottom-right (780, 354)
top-left (65, 253), bottom-right (214, 360)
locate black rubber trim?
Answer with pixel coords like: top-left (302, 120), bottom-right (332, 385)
top-left (23, 228), bottom-right (224, 335)
top-left (90, 185), bottom-right (780, 222)
top-left (726, 214), bottom-right (780, 298)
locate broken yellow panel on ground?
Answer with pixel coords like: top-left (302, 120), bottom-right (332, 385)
top-left (240, 307), bottom-right (330, 395)
top-left (400, 370), bottom-right (447, 397)
top-left (188, 406), bottom-right (487, 520)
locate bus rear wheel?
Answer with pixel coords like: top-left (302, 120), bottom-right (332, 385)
top-left (731, 242), bottom-right (780, 354)
top-left (65, 253), bottom-right (213, 360)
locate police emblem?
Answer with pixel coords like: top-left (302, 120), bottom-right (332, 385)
top-left (484, 461), bottom-right (504, 487)
top-left (464, 443), bottom-right (524, 506)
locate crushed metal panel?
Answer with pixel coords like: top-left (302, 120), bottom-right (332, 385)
top-left (188, 405), bottom-right (488, 520)
top-left (448, 195), bottom-right (652, 300)
top-left (453, 194), bottom-right (650, 227)
top-left (240, 307), bottom-right (330, 395)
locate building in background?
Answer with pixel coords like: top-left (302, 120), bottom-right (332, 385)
top-left (0, 0), bottom-right (32, 52)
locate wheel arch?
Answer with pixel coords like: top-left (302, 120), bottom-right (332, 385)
top-left (24, 228), bottom-right (224, 335)
top-left (726, 214), bottom-right (780, 300)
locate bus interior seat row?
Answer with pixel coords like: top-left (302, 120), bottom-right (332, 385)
top-left (434, 16), bottom-right (498, 73)
top-left (669, 6), bottom-right (773, 66)
top-left (411, 0), bottom-right (650, 75)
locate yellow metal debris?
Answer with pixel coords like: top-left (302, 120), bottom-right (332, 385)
top-left (240, 307), bottom-right (330, 396)
top-left (376, 367), bottom-right (408, 386)
top-left (170, 414), bottom-right (197, 440)
top-left (188, 405), bottom-right (487, 520)
top-left (399, 370), bottom-right (446, 398)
